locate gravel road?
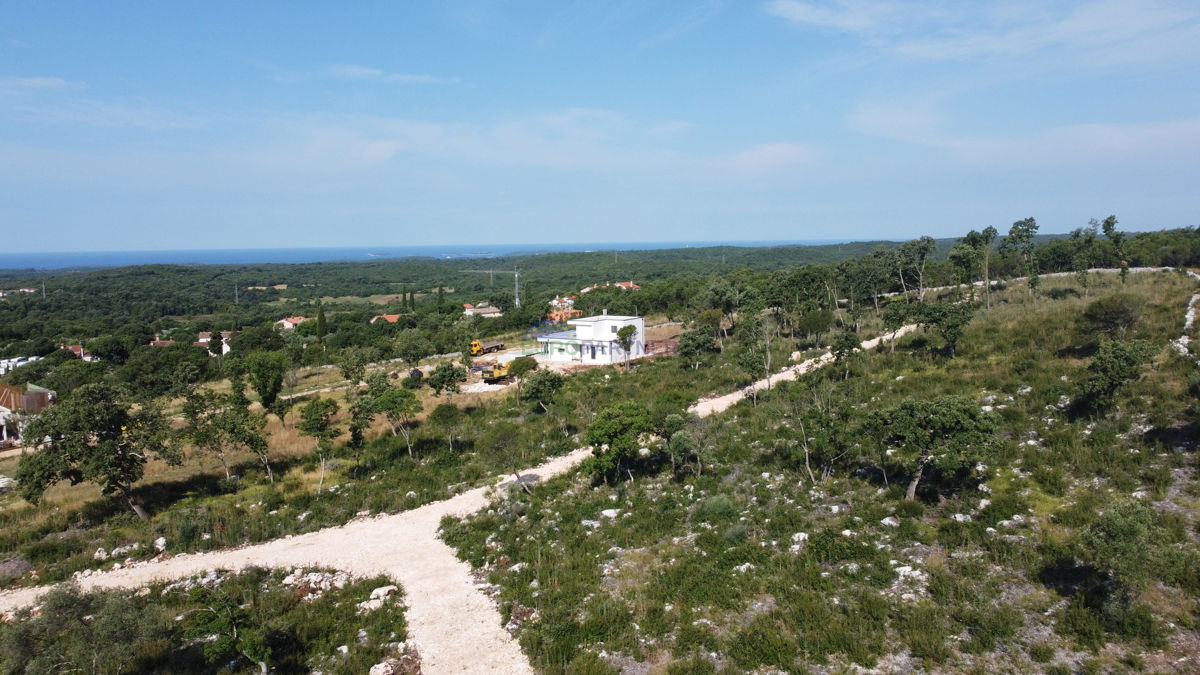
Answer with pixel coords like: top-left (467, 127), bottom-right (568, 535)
top-left (690, 324), bottom-right (919, 417)
top-left (0, 448), bottom-right (593, 675)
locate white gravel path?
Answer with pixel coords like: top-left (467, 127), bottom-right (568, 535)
top-left (0, 448), bottom-right (593, 675)
top-left (690, 324), bottom-right (919, 417)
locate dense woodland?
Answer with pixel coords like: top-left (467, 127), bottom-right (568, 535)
top-left (1, 219), bottom-right (1200, 674)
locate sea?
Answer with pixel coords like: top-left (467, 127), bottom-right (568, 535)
top-left (0, 240), bottom-right (851, 271)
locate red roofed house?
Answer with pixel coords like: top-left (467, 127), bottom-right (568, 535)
top-left (149, 335), bottom-right (175, 347)
top-left (275, 317), bottom-right (309, 330)
top-left (59, 344), bottom-right (98, 362)
top-left (547, 295), bottom-right (583, 323)
top-left (581, 281), bottom-right (641, 293)
top-left (371, 314), bottom-right (401, 324)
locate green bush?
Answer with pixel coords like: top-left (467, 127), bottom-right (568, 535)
top-left (1028, 641), bottom-right (1054, 662)
top-left (21, 537), bottom-right (85, 565)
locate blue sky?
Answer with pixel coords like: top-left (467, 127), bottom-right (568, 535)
top-left (2, 1), bottom-right (1199, 252)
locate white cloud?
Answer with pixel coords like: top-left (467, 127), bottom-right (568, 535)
top-left (0, 76), bottom-right (86, 90)
top-left (764, 0), bottom-right (908, 33)
top-left (327, 64), bottom-right (451, 85)
top-left (724, 142), bottom-right (817, 173)
top-left (765, 0), bottom-right (1200, 63)
top-left (947, 117), bottom-right (1200, 167)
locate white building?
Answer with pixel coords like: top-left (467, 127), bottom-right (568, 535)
top-left (535, 312), bottom-right (646, 365)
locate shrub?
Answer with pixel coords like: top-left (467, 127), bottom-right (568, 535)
top-left (21, 537), bottom-right (85, 565)
top-left (1028, 642), bottom-right (1054, 663)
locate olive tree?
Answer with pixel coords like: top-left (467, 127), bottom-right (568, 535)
top-left (17, 383), bottom-right (180, 521)
top-left (296, 397), bottom-right (340, 493)
top-left (583, 402), bottom-right (654, 482)
top-left (865, 395), bottom-right (998, 500)
top-left (520, 369), bottom-right (564, 412)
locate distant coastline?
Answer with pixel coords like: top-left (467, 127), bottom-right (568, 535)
top-left (0, 240), bottom-right (852, 271)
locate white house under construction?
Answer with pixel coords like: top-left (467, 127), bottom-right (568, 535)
top-left (535, 312), bottom-right (645, 365)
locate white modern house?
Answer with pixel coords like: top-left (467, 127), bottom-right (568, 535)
top-left (535, 312), bottom-right (645, 365)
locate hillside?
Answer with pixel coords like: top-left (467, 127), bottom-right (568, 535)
top-left (442, 271), bottom-right (1200, 675)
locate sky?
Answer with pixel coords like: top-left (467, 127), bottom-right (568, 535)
top-left (2, 1), bottom-right (1199, 252)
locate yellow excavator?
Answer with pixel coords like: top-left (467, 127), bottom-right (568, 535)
top-left (481, 362), bottom-right (510, 383)
top-left (469, 339), bottom-right (505, 356)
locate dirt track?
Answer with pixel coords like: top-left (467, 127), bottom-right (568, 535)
top-left (0, 448), bottom-right (592, 675)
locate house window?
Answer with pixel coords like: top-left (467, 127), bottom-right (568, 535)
top-left (611, 325), bottom-right (618, 334)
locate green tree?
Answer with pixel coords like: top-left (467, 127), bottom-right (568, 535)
top-left (17, 383), bottom-right (180, 521)
top-left (916, 302), bottom-right (976, 358)
top-left (583, 402), bottom-right (654, 481)
top-left (428, 362), bottom-right (467, 396)
top-left (476, 420), bottom-right (530, 493)
top-left (181, 389), bottom-right (237, 480)
top-left (508, 355), bottom-right (538, 384)
top-left (1001, 217), bottom-right (1040, 296)
top-left (616, 324), bottom-right (638, 372)
top-left (1079, 500), bottom-right (1163, 588)
top-left (736, 347), bottom-right (767, 405)
top-left (1099, 215), bottom-right (1128, 284)
top-left (1081, 294), bottom-right (1141, 340)
top-left (337, 346), bottom-right (371, 386)
top-left (899, 236), bottom-right (938, 301)
top-left (1075, 339), bottom-right (1157, 415)
top-left (297, 397), bottom-right (340, 493)
top-left (865, 396), bottom-right (997, 500)
top-left (948, 242), bottom-right (980, 296)
top-left (882, 302), bottom-right (911, 353)
top-left (797, 309), bottom-right (835, 347)
top-left (830, 329), bottom-right (860, 379)
top-left (374, 385), bottom-right (422, 455)
top-left (677, 329), bottom-right (716, 369)
top-left (396, 329), bottom-right (435, 368)
top-left (957, 228), bottom-right (998, 302)
top-left (428, 402), bottom-right (461, 451)
top-left (520, 369), bottom-right (564, 412)
top-left (694, 308), bottom-right (726, 351)
top-left (315, 303), bottom-right (327, 340)
top-left (1071, 223), bottom-right (1099, 296)
top-left (244, 350), bottom-right (289, 412)
top-left (184, 585), bottom-right (272, 675)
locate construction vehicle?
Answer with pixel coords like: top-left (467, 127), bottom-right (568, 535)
top-left (481, 362), bottom-right (511, 383)
top-left (470, 339), bottom-right (505, 356)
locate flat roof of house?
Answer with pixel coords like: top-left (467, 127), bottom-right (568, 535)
top-left (537, 330), bottom-right (632, 343)
top-left (570, 315), bottom-right (640, 322)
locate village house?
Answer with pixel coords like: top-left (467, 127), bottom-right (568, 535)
top-left (148, 335), bottom-right (175, 347)
top-left (464, 304), bottom-right (504, 318)
top-left (370, 314), bottom-right (401, 324)
top-left (58, 344), bottom-right (98, 362)
top-left (547, 295), bottom-right (583, 323)
top-left (535, 312), bottom-right (646, 365)
top-left (0, 381), bottom-right (56, 443)
top-left (194, 331), bottom-right (232, 355)
top-left (579, 280), bottom-right (641, 293)
top-left (275, 316), bottom-right (309, 330)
